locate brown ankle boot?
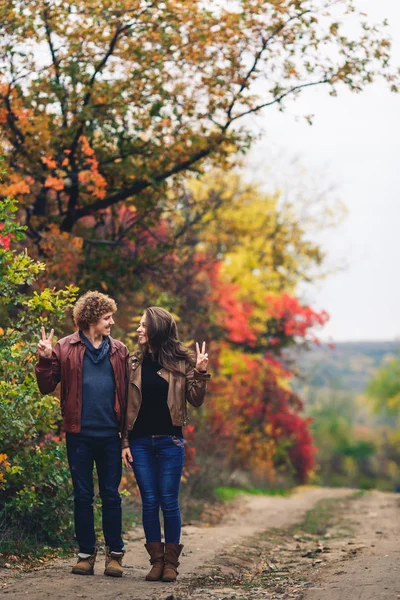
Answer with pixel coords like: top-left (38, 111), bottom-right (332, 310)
top-left (144, 542), bottom-right (165, 581)
top-left (104, 547), bottom-right (124, 577)
top-left (162, 543), bottom-right (183, 582)
top-left (71, 550), bottom-right (97, 575)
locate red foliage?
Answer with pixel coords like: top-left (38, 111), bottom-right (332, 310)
top-left (208, 349), bottom-right (316, 484)
top-left (0, 223), bottom-right (11, 249)
top-left (208, 262), bottom-right (257, 345)
top-left (265, 293), bottom-right (329, 345)
top-left (265, 384), bottom-right (316, 484)
top-left (183, 424), bottom-right (201, 478)
top-left (192, 270), bottom-right (324, 484)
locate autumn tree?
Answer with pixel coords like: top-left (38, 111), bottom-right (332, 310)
top-left (0, 0), bottom-right (397, 282)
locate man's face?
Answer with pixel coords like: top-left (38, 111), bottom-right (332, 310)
top-left (94, 312), bottom-right (115, 337)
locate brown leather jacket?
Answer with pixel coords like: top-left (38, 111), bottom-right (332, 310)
top-left (121, 353), bottom-right (211, 448)
top-left (35, 330), bottom-right (129, 434)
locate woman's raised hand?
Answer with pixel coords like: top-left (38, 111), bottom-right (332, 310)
top-left (195, 341), bottom-right (209, 372)
top-left (37, 327), bottom-right (54, 359)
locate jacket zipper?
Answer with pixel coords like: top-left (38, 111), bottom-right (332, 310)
top-left (183, 400), bottom-right (189, 426)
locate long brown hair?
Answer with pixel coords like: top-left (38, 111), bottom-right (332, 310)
top-left (137, 307), bottom-right (195, 373)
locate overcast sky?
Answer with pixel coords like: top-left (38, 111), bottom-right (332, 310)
top-left (247, 0), bottom-right (399, 343)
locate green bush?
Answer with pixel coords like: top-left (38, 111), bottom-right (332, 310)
top-left (0, 192), bottom-right (78, 545)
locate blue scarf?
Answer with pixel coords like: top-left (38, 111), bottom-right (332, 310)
top-left (80, 331), bottom-right (110, 364)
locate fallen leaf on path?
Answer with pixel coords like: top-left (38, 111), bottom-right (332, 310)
top-left (312, 559), bottom-right (323, 565)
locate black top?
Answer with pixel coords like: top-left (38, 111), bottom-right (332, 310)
top-left (79, 331), bottom-right (119, 437)
top-left (129, 353), bottom-right (183, 439)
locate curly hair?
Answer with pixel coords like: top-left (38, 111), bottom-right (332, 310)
top-left (72, 291), bottom-right (117, 330)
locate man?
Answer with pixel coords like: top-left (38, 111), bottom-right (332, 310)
top-left (35, 291), bottom-right (128, 577)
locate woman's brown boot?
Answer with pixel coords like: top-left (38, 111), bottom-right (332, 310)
top-left (144, 542), bottom-right (165, 581)
top-left (162, 543), bottom-right (183, 582)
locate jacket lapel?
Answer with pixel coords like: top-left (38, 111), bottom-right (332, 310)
top-left (129, 356), bottom-right (142, 391)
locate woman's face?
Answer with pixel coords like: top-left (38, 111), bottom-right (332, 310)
top-left (137, 313), bottom-right (149, 346)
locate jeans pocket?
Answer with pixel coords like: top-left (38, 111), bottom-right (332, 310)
top-left (172, 436), bottom-right (184, 449)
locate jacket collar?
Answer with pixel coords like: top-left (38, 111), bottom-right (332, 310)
top-left (129, 353), bottom-right (186, 375)
top-left (69, 329), bottom-right (118, 355)
top-left (69, 330), bottom-right (82, 344)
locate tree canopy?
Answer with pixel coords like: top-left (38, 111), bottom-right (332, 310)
top-left (0, 0), bottom-right (396, 247)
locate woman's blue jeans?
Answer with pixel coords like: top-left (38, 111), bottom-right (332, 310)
top-left (66, 433), bottom-right (124, 555)
top-left (130, 435), bottom-right (185, 544)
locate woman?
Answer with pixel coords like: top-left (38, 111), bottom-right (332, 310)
top-left (121, 307), bottom-right (210, 582)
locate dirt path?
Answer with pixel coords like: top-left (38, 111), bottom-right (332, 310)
top-left (2, 486), bottom-right (398, 600)
top-left (302, 490), bottom-right (400, 600)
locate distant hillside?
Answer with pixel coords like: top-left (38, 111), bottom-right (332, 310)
top-left (293, 340), bottom-right (400, 393)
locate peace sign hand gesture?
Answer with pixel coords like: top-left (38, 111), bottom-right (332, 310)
top-left (195, 341), bottom-right (209, 372)
top-left (37, 327), bottom-right (54, 359)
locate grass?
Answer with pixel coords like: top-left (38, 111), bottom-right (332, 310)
top-left (351, 489), bottom-right (366, 498)
top-left (215, 485), bottom-right (290, 503)
top-left (296, 491), bottom-right (362, 537)
top-left (297, 497), bottom-right (339, 535)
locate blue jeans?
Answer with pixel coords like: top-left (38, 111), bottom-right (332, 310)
top-left (130, 435), bottom-right (185, 544)
top-left (66, 433), bottom-right (124, 554)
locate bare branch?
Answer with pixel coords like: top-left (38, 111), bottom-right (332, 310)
top-left (1, 84), bottom-right (26, 150)
top-left (226, 9), bottom-right (312, 120)
top-left (228, 78), bottom-right (331, 124)
top-left (68, 21), bottom-right (135, 159)
top-left (42, 7), bottom-right (68, 129)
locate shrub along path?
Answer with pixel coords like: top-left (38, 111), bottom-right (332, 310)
top-left (1, 487), bottom-right (398, 600)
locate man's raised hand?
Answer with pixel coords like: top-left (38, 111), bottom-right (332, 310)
top-left (37, 327), bottom-right (54, 359)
